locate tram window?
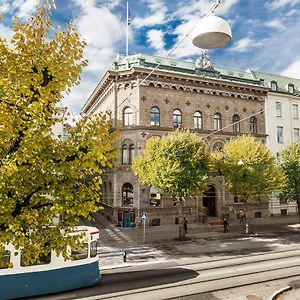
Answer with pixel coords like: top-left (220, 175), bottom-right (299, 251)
top-left (21, 251), bottom-right (51, 267)
top-left (71, 243), bottom-right (88, 260)
top-left (0, 250), bottom-right (10, 269)
top-left (90, 241), bottom-right (97, 258)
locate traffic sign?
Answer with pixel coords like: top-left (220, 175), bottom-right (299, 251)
top-left (141, 212), bottom-right (148, 220)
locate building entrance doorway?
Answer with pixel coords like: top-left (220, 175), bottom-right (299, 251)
top-left (203, 185), bottom-right (217, 217)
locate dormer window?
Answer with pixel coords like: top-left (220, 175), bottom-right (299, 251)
top-left (271, 81), bottom-right (278, 91)
top-left (288, 83), bottom-right (294, 94)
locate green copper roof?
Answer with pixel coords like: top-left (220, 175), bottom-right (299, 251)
top-left (111, 53), bottom-right (263, 87)
top-left (251, 70), bottom-right (300, 94)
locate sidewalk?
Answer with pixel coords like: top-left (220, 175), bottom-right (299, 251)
top-left (115, 215), bottom-right (300, 245)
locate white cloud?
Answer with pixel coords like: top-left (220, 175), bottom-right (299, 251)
top-left (230, 37), bottom-right (262, 53)
top-left (0, 23), bottom-right (13, 42)
top-left (281, 59), bottom-right (300, 79)
top-left (266, 0), bottom-right (300, 11)
top-left (264, 18), bottom-right (285, 30)
top-left (12, 0), bottom-right (39, 19)
top-left (0, 0), bottom-right (10, 14)
top-left (147, 29), bottom-right (165, 50)
top-left (132, 0), bottom-right (167, 28)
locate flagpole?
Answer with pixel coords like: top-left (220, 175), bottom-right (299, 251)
top-left (126, 1), bottom-right (129, 57)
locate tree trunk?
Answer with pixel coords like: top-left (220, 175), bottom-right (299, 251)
top-left (297, 199), bottom-right (300, 224)
top-left (177, 197), bottom-right (186, 240)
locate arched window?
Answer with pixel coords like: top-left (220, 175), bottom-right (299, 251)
top-left (123, 107), bottom-right (133, 126)
top-left (173, 109), bottom-right (182, 127)
top-left (232, 114), bottom-right (240, 132)
top-left (129, 144), bottom-right (135, 164)
top-left (122, 183), bottom-right (133, 207)
top-left (194, 111), bottom-right (202, 129)
top-left (150, 106), bottom-right (160, 126)
top-left (271, 81), bottom-right (278, 91)
top-left (213, 113), bottom-right (221, 131)
top-left (250, 116), bottom-right (257, 133)
top-left (122, 144), bottom-right (128, 164)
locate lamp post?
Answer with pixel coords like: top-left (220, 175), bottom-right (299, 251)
top-left (236, 159), bottom-right (249, 234)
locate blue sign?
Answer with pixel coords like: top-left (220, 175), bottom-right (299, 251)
top-left (140, 199), bottom-right (149, 205)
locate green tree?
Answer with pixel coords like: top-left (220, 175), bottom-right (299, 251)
top-left (132, 130), bottom-right (211, 239)
top-left (280, 142), bottom-right (300, 222)
top-left (214, 136), bottom-right (286, 202)
top-left (0, 4), bottom-right (117, 265)
top-left (214, 135), bottom-right (286, 230)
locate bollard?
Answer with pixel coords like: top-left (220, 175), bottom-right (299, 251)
top-left (122, 250), bottom-right (127, 262)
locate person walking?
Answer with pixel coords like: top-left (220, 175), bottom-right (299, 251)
top-left (184, 218), bottom-right (188, 234)
top-left (223, 217), bottom-right (229, 233)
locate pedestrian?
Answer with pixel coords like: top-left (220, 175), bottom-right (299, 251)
top-left (223, 218), bottom-right (229, 233)
top-left (184, 218), bottom-right (188, 234)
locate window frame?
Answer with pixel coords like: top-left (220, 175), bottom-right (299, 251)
top-left (293, 104), bottom-right (299, 119)
top-left (150, 106), bottom-right (160, 126)
top-left (194, 111), bottom-right (202, 129)
top-left (213, 113), bottom-right (222, 131)
top-left (276, 102), bottom-right (282, 117)
top-left (232, 114), bottom-right (240, 132)
top-left (173, 109), bottom-right (182, 127)
top-left (288, 83), bottom-right (295, 94)
top-left (129, 144), bottom-right (135, 164)
top-left (250, 116), bottom-right (257, 133)
top-left (294, 128), bottom-right (300, 142)
top-left (121, 144), bottom-right (128, 164)
top-left (122, 183), bottom-right (134, 207)
top-left (123, 107), bottom-right (133, 126)
top-left (271, 81), bottom-right (278, 91)
top-left (277, 126), bottom-right (284, 144)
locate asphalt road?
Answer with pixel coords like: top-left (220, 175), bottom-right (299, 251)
top-left (31, 233), bottom-right (300, 300)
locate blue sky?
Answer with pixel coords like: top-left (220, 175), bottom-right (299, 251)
top-left (1, 0), bottom-right (300, 116)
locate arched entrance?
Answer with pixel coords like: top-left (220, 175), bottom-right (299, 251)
top-left (203, 185), bottom-right (217, 217)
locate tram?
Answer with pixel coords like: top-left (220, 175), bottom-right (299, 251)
top-left (0, 226), bottom-right (100, 300)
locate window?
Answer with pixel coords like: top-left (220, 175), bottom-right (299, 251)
top-left (276, 102), bottom-right (282, 117)
top-left (0, 250), bottom-right (10, 269)
top-left (150, 107), bottom-right (160, 126)
top-left (250, 116), bottom-right (257, 133)
top-left (21, 250), bottom-right (51, 266)
top-left (232, 115), bottom-right (240, 132)
top-left (288, 83), bottom-right (294, 94)
top-left (129, 144), bottom-right (135, 164)
top-left (271, 81), bottom-right (278, 91)
top-left (122, 144), bottom-right (128, 164)
top-left (122, 183), bottom-right (133, 207)
top-left (293, 104), bottom-right (299, 119)
top-left (149, 186), bottom-right (161, 207)
top-left (123, 107), bottom-right (133, 126)
top-left (294, 128), bottom-right (300, 142)
top-left (194, 111), bottom-right (202, 129)
top-left (213, 113), bottom-right (221, 131)
top-left (173, 109), bottom-right (182, 127)
top-left (277, 126), bottom-right (284, 143)
top-left (71, 243), bottom-right (88, 260)
top-left (90, 241), bottom-right (97, 258)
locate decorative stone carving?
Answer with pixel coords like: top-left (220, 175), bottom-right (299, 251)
top-left (195, 51), bottom-right (215, 71)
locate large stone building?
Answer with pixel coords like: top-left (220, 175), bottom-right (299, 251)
top-left (81, 53), bottom-right (271, 227)
top-left (251, 71), bottom-right (300, 216)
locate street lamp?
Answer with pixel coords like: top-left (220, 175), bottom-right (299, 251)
top-left (192, 0), bottom-right (232, 49)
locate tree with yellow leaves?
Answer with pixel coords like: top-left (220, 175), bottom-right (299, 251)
top-left (0, 3), bottom-right (117, 265)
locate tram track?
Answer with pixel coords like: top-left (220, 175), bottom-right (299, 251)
top-left (83, 248), bottom-right (300, 300)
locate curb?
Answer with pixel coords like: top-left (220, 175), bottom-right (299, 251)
top-left (267, 286), bottom-right (292, 300)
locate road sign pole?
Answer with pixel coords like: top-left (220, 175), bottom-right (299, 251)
top-left (143, 219), bottom-right (146, 243)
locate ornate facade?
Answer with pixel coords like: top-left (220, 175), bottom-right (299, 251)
top-left (81, 54), bottom-right (269, 227)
